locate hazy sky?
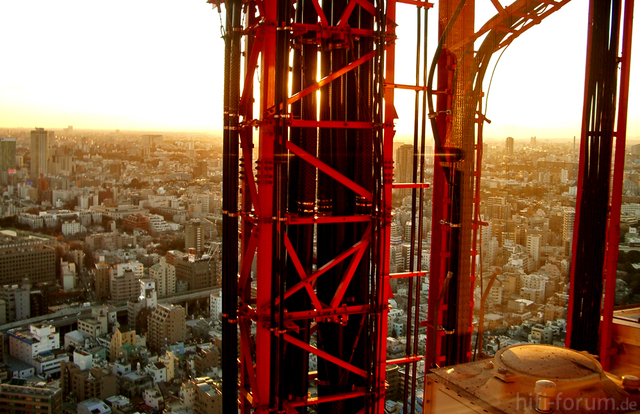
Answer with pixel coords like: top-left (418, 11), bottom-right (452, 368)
top-left (0, 0), bottom-right (638, 140)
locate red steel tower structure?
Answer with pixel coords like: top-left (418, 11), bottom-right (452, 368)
top-left (214, 0), bottom-right (635, 412)
top-left (217, 0), bottom-right (412, 412)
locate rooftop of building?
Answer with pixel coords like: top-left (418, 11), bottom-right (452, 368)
top-left (3, 355), bottom-right (35, 373)
top-left (0, 377), bottom-right (60, 396)
top-left (78, 397), bottom-right (111, 414)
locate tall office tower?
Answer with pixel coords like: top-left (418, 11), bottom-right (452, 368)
top-left (563, 207), bottom-right (576, 257)
top-left (94, 260), bottom-right (111, 302)
top-left (110, 269), bottom-right (140, 303)
top-left (1, 137), bottom-right (16, 185)
top-left (0, 137), bottom-right (16, 172)
top-left (0, 230), bottom-right (56, 287)
top-left (185, 219), bottom-right (204, 255)
top-left (563, 208), bottom-right (576, 243)
top-left (526, 233), bottom-right (542, 268)
top-left (147, 303), bottom-right (186, 354)
top-left (506, 136), bottom-right (514, 155)
top-left (395, 144), bottom-right (414, 184)
top-left (0, 285), bottom-right (30, 322)
top-left (425, 145), bottom-right (434, 166)
top-left (530, 136), bottom-right (537, 146)
top-left (187, 141), bottom-right (196, 159)
top-left (30, 128), bottom-right (53, 177)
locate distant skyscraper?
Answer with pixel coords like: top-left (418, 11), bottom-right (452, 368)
top-left (0, 138), bottom-right (16, 173)
top-left (530, 136), bottom-right (536, 146)
top-left (395, 144), bottom-right (414, 184)
top-left (506, 137), bottom-right (514, 156)
top-left (425, 145), bottom-right (434, 166)
top-left (30, 128), bottom-right (53, 177)
top-left (563, 208), bottom-right (576, 242)
top-left (395, 144), bottom-right (414, 198)
top-left (0, 137), bottom-right (16, 185)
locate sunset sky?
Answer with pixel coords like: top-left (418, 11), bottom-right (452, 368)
top-left (0, 0), bottom-right (638, 140)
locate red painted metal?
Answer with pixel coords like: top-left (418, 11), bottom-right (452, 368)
top-left (281, 237), bottom-right (370, 303)
top-left (286, 215), bottom-right (371, 225)
top-left (282, 333), bottom-right (369, 378)
top-left (389, 271), bottom-right (428, 279)
top-left (289, 120), bottom-right (374, 129)
top-left (564, 0), bottom-right (595, 348)
top-left (397, 0), bottom-right (434, 6)
top-left (282, 50), bottom-right (376, 112)
top-left (448, 0), bottom-right (572, 52)
top-left (287, 141), bottom-right (373, 201)
top-left (600, 0), bottom-right (634, 370)
top-left (226, 1), bottom-right (394, 412)
top-left (289, 391), bottom-right (368, 407)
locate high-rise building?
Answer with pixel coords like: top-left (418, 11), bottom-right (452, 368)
top-left (110, 269), bottom-right (140, 303)
top-left (30, 128), bottom-right (53, 177)
top-left (563, 208), bottom-right (576, 256)
top-left (185, 219), bottom-right (204, 254)
top-left (0, 138), bottom-right (16, 184)
top-left (526, 233), bottom-right (541, 267)
top-left (94, 260), bottom-right (111, 301)
top-left (506, 136), bottom-right (514, 155)
top-left (0, 229), bottom-right (56, 287)
top-left (395, 144), bottom-right (414, 184)
top-left (0, 285), bottom-right (30, 323)
top-left (563, 208), bottom-right (576, 242)
top-left (147, 304), bottom-right (186, 354)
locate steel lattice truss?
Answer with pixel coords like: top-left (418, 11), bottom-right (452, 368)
top-left (214, 0), bottom-right (635, 412)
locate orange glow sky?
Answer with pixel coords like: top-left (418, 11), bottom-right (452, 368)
top-left (0, 0), bottom-right (638, 140)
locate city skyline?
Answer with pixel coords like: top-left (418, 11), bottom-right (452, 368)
top-left (0, 0), bottom-right (639, 139)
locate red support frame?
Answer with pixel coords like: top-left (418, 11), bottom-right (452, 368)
top-left (226, 1), bottom-right (395, 413)
top-left (599, 0), bottom-right (634, 369)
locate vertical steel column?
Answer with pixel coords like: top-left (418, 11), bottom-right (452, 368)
top-left (255, 2), bottom-right (278, 412)
top-left (223, 1), bottom-right (391, 412)
top-left (567, 0), bottom-right (622, 355)
top-left (222, 0), bottom-right (241, 412)
top-left (426, 0), bottom-right (475, 368)
top-left (600, 0), bottom-right (634, 369)
top-left (284, 2), bottom-right (317, 411)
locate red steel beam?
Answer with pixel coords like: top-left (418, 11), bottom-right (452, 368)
top-left (283, 232), bottom-right (325, 311)
top-left (330, 227), bottom-right (371, 308)
top-left (281, 333), bottom-right (368, 378)
top-left (284, 305), bottom-right (370, 321)
top-left (600, 0), bottom-right (634, 370)
top-left (280, 237), bottom-right (370, 303)
top-left (286, 215), bottom-right (371, 225)
top-left (289, 120), bottom-right (374, 129)
top-left (251, 1), bottom-right (277, 411)
top-left (287, 141), bottom-right (373, 201)
top-left (288, 391), bottom-right (368, 407)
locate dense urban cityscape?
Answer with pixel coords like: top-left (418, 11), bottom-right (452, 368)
top-left (0, 126), bottom-right (638, 412)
